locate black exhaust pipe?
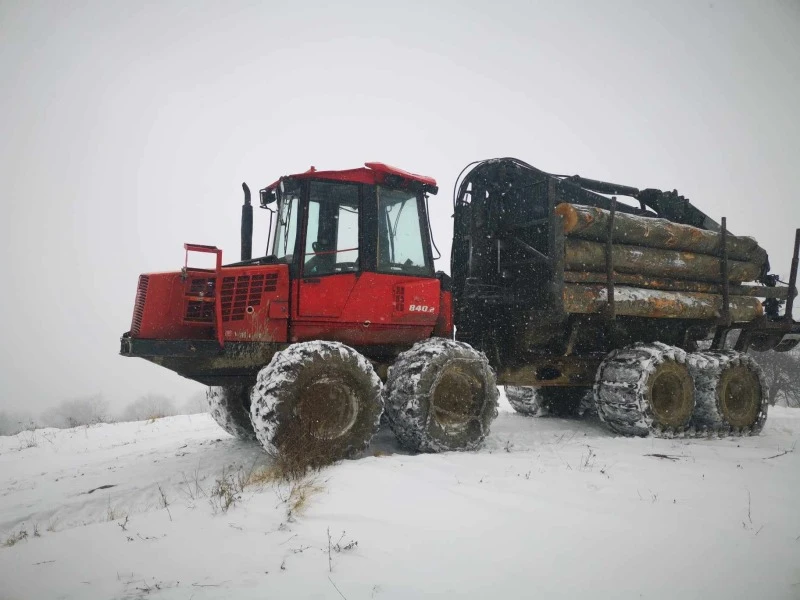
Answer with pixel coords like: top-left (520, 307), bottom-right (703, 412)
top-left (241, 182), bottom-right (253, 261)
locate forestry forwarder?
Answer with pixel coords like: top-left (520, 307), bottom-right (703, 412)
top-left (120, 159), bottom-right (800, 459)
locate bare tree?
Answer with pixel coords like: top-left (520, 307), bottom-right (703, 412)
top-left (749, 347), bottom-right (800, 407)
top-left (39, 394), bottom-right (110, 429)
top-left (0, 410), bottom-right (37, 436)
top-left (120, 393), bottom-right (177, 422)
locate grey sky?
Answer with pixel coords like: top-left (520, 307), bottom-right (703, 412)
top-left (1, 0), bottom-right (798, 414)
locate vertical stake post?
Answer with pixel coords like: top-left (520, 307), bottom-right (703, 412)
top-left (605, 197), bottom-right (616, 320)
top-left (720, 216), bottom-right (730, 327)
top-left (785, 228), bottom-right (800, 322)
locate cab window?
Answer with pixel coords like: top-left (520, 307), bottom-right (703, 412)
top-left (303, 182), bottom-right (360, 276)
top-left (377, 187), bottom-right (432, 276)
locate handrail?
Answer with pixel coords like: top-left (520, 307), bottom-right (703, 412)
top-left (184, 243), bottom-right (224, 348)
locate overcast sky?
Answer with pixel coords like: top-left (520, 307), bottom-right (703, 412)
top-left (1, 0), bottom-right (798, 415)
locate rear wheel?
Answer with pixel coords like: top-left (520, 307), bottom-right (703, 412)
top-left (537, 387), bottom-right (587, 417)
top-left (504, 386), bottom-right (588, 417)
top-left (250, 342), bottom-right (383, 468)
top-left (207, 385), bottom-right (256, 441)
top-left (384, 338), bottom-right (498, 452)
top-left (687, 351), bottom-right (768, 435)
top-left (504, 386), bottom-right (541, 416)
top-left (594, 342), bottom-right (695, 437)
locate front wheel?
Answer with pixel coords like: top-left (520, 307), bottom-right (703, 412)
top-left (384, 338), bottom-right (498, 452)
top-left (250, 341), bottom-right (383, 469)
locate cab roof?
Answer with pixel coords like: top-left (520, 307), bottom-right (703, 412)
top-left (265, 162), bottom-right (438, 195)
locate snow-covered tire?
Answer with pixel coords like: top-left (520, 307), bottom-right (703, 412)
top-left (594, 342), bottom-right (695, 437)
top-left (384, 338), bottom-right (499, 452)
top-left (505, 386), bottom-right (592, 417)
top-left (249, 341), bottom-right (383, 464)
top-left (504, 386), bottom-right (542, 416)
top-left (207, 385), bottom-right (257, 440)
top-left (687, 351), bottom-right (768, 436)
top-left (538, 387), bottom-right (587, 417)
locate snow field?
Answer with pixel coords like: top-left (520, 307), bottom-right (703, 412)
top-left (0, 399), bottom-right (798, 599)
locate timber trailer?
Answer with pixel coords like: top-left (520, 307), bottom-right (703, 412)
top-left (121, 159), bottom-right (800, 459)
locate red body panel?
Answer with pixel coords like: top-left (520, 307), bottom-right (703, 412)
top-left (265, 162), bottom-right (437, 191)
top-left (131, 264), bottom-right (291, 343)
top-left (130, 263), bottom-right (447, 350)
top-left (291, 273), bottom-right (441, 346)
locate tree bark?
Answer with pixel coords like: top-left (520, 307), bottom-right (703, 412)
top-left (563, 271), bottom-right (789, 298)
top-left (563, 284), bottom-right (763, 322)
top-left (556, 202), bottom-right (767, 265)
top-left (564, 238), bottom-right (763, 283)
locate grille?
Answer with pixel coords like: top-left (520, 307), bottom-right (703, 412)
top-left (183, 277), bottom-right (216, 323)
top-left (187, 277), bottom-right (215, 296)
top-left (221, 273), bottom-right (276, 321)
top-left (131, 275), bottom-right (149, 335)
top-left (184, 300), bottom-right (214, 322)
top-left (394, 286), bottom-right (405, 312)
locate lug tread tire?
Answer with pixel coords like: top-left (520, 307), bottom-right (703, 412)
top-left (594, 342), bottom-right (694, 438)
top-left (207, 385), bottom-right (257, 441)
top-left (504, 386), bottom-right (542, 416)
top-left (687, 351), bottom-right (768, 436)
top-left (250, 341), bottom-right (383, 460)
top-left (384, 338), bottom-right (499, 453)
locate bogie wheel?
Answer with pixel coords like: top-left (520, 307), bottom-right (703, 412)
top-left (384, 338), bottom-right (499, 452)
top-left (504, 386), bottom-right (589, 417)
top-left (250, 341), bottom-right (383, 467)
top-left (504, 386), bottom-right (541, 416)
top-left (537, 387), bottom-right (589, 417)
top-left (594, 342), bottom-right (695, 437)
top-left (207, 385), bottom-right (257, 441)
top-left (687, 351), bottom-right (768, 436)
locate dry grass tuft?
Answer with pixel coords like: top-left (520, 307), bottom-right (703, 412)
top-left (286, 479), bottom-right (325, 518)
top-left (3, 528), bottom-right (28, 548)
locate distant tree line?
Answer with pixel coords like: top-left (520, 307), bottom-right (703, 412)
top-left (0, 391), bottom-right (208, 436)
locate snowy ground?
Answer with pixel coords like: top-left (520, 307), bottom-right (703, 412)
top-left (1, 397), bottom-right (799, 600)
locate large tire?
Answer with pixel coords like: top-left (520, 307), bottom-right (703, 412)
top-left (504, 386), bottom-right (542, 416)
top-left (538, 387), bottom-right (588, 417)
top-left (504, 386), bottom-right (588, 417)
top-left (594, 342), bottom-right (695, 437)
top-left (207, 385), bottom-right (257, 441)
top-left (687, 351), bottom-right (768, 436)
top-left (384, 338), bottom-right (498, 452)
top-left (249, 341), bottom-right (383, 467)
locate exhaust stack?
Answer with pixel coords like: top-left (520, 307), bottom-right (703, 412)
top-left (241, 182), bottom-right (253, 261)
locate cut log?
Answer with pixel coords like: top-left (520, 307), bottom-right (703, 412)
top-left (563, 271), bottom-right (789, 298)
top-left (563, 284), bottom-right (763, 322)
top-left (556, 203), bottom-right (767, 265)
top-left (564, 239), bottom-right (763, 283)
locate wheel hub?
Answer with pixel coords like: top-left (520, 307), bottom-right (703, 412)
top-left (648, 362), bottom-right (694, 428)
top-left (298, 375), bottom-right (359, 440)
top-left (431, 364), bottom-right (483, 430)
top-left (719, 365), bottom-right (762, 427)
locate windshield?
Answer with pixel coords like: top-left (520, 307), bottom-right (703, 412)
top-left (272, 185), bottom-right (301, 262)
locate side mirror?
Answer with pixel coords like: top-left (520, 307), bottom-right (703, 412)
top-left (259, 188), bottom-right (277, 207)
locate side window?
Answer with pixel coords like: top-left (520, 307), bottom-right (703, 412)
top-left (377, 187), bottom-right (432, 276)
top-left (303, 182), bottom-right (360, 276)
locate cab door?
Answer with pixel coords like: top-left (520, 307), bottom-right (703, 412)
top-left (296, 182), bottom-right (360, 318)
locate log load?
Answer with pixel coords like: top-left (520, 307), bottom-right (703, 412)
top-left (562, 271), bottom-right (789, 298)
top-left (556, 202), bottom-right (768, 265)
top-left (563, 285), bottom-right (764, 322)
top-left (564, 238), bottom-right (764, 283)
